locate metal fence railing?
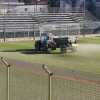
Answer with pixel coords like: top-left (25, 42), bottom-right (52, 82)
top-left (0, 57), bottom-right (100, 100)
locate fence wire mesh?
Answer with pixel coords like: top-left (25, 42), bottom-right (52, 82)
top-left (0, 59), bottom-right (100, 100)
top-left (52, 75), bottom-right (100, 100)
top-left (0, 60), bottom-right (7, 100)
top-left (10, 62), bottom-right (48, 100)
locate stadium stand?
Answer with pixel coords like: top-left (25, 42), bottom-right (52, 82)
top-left (0, 0), bottom-right (100, 40)
top-left (0, 12), bottom-right (81, 39)
top-left (0, 13), bottom-right (38, 38)
top-left (35, 13), bottom-right (78, 23)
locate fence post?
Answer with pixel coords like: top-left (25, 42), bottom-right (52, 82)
top-left (1, 57), bottom-right (11, 100)
top-left (42, 64), bottom-right (53, 100)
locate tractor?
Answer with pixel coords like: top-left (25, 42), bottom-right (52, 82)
top-left (35, 33), bottom-right (77, 53)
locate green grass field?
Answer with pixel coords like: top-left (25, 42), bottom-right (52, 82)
top-left (0, 37), bottom-right (100, 74)
top-left (0, 37), bottom-right (100, 100)
top-left (79, 36), bottom-right (100, 44)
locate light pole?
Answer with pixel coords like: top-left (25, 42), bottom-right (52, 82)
top-left (83, 0), bottom-right (86, 17)
top-left (83, 0), bottom-right (86, 36)
top-left (36, 0), bottom-right (40, 13)
top-left (3, 8), bottom-right (6, 42)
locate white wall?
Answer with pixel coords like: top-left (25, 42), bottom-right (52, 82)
top-left (12, 5), bottom-right (48, 13)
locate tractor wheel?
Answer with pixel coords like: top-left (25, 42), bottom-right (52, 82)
top-left (35, 40), bottom-right (41, 51)
top-left (60, 45), bottom-right (67, 54)
top-left (48, 41), bottom-right (56, 50)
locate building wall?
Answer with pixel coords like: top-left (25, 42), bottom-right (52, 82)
top-left (0, 0), bottom-right (19, 2)
top-left (22, 0), bottom-right (48, 5)
top-left (12, 5), bottom-right (48, 13)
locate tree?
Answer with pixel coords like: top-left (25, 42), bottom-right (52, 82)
top-left (48, 0), bottom-right (60, 7)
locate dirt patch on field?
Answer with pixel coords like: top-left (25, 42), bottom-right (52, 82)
top-left (0, 58), bottom-right (98, 85)
top-left (77, 44), bottom-right (100, 56)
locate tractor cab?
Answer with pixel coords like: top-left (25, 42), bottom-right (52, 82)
top-left (40, 33), bottom-right (54, 43)
top-left (40, 33), bottom-right (49, 45)
top-left (35, 32), bottom-right (56, 52)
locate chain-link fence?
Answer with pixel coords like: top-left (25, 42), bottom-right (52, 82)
top-left (0, 57), bottom-right (100, 100)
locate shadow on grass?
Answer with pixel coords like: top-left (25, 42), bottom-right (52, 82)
top-left (1, 49), bottom-right (61, 55)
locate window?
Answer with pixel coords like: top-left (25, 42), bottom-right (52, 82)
top-left (48, 0), bottom-right (60, 7)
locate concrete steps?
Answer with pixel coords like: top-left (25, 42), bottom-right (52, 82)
top-left (0, 13), bottom-right (83, 33)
